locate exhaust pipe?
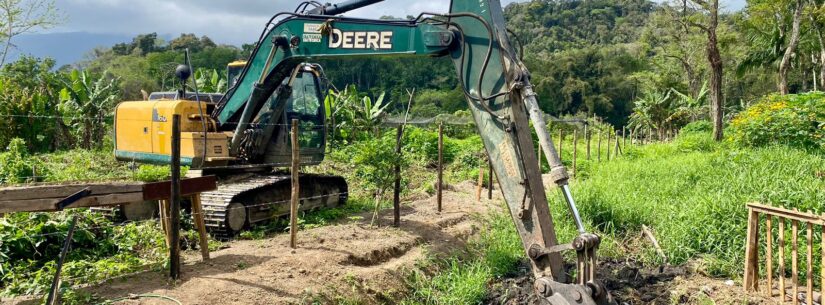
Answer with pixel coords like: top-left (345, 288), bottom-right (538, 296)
top-left (307, 0), bottom-right (385, 16)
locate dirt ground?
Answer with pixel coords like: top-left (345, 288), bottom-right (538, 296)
top-left (6, 179), bottom-right (777, 305)
top-left (8, 181), bottom-right (499, 305)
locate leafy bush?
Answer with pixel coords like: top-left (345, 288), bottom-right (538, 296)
top-left (0, 139), bottom-right (45, 184)
top-left (680, 120), bottom-right (713, 134)
top-left (131, 164), bottom-right (188, 182)
top-left (729, 92), bottom-right (825, 150)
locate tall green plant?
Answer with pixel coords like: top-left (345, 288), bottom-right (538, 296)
top-left (194, 68), bottom-right (226, 93)
top-left (58, 70), bottom-right (120, 149)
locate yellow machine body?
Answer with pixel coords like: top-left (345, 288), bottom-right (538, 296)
top-left (114, 99), bottom-right (233, 166)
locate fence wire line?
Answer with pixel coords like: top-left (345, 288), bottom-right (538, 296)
top-left (5, 191), bottom-right (350, 241)
top-left (0, 111), bottom-right (597, 128)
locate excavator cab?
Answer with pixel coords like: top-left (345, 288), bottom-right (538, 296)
top-left (260, 63), bottom-right (327, 166)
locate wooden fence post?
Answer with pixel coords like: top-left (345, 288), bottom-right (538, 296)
top-left (393, 125), bottom-right (403, 227)
top-left (476, 162), bottom-right (484, 203)
top-left (558, 129), bottom-right (563, 163)
top-left (623, 126), bottom-right (627, 147)
top-left (766, 215), bottom-right (773, 297)
top-left (437, 123), bottom-right (443, 213)
top-left (191, 194), bottom-right (210, 260)
top-left (779, 218), bottom-right (786, 301)
top-left (792, 220), bottom-right (799, 305)
top-left (597, 129), bottom-right (602, 162)
top-left (821, 218), bottom-right (824, 302)
top-left (806, 222), bottom-right (813, 305)
top-left (487, 160), bottom-right (493, 200)
top-left (614, 130), bottom-right (621, 157)
top-left (744, 207), bottom-right (759, 291)
top-left (290, 119), bottom-right (300, 249)
top-left (585, 125), bottom-right (591, 160)
top-left (572, 129), bottom-right (578, 177)
top-left (606, 131), bottom-right (612, 161)
top-left (170, 114), bottom-right (182, 280)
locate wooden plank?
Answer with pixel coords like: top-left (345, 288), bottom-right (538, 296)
top-left (767, 215), bottom-right (773, 297)
top-left (744, 208), bottom-right (760, 291)
top-left (0, 183), bottom-right (142, 201)
top-left (793, 220), bottom-right (799, 305)
top-left (0, 192), bottom-right (144, 213)
top-left (807, 222), bottom-right (813, 305)
top-left (191, 194), bottom-right (210, 260)
top-left (748, 203), bottom-right (824, 226)
top-left (780, 218), bottom-right (787, 301)
top-left (143, 176), bottom-right (217, 201)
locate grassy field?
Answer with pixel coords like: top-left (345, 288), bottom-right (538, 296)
top-left (401, 130), bottom-right (825, 304)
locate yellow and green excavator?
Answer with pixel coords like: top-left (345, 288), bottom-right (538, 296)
top-left (112, 0), bottom-right (616, 303)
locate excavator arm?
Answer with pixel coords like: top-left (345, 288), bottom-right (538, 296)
top-left (213, 1), bottom-right (615, 304)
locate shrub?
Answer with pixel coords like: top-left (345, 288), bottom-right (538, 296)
top-left (0, 138), bottom-right (45, 184)
top-left (680, 120), bottom-right (713, 134)
top-left (729, 92), bottom-right (825, 150)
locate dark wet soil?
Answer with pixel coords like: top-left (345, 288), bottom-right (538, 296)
top-left (484, 259), bottom-right (687, 305)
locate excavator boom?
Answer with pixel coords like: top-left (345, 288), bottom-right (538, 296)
top-left (209, 1), bottom-right (616, 303)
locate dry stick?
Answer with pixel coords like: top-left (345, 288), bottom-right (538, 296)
top-left (46, 215), bottom-right (78, 305)
top-left (393, 125), bottom-right (403, 228)
top-left (572, 129), bottom-right (578, 177)
top-left (170, 114), bottom-right (182, 280)
top-left (585, 125), bottom-right (591, 160)
top-left (289, 119), bottom-right (300, 249)
top-left (793, 220), bottom-right (799, 305)
top-left (476, 162), bottom-right (484, 203)
top-left (780, 218), bottom-right (787, 301)
top-left (767, 215), bottom-right (774, 297)
top-left (807, 222), bottom-right (813, 305)
top-left (642, 225), bottom-right (667, 264)
top-left (159, 200), bottom-right (170, 249)
top-left (191, 194), bottom-right (210, 260)
top-left (437, 123), bottom-right (443, 213)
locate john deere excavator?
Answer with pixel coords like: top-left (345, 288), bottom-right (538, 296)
top-left (113, 0), bottom-right (616, 303)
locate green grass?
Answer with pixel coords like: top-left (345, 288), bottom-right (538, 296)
top-left (402, 132), bottom-right (825, 304)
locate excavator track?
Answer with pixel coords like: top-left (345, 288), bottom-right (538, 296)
top-left (201, 173), bottom-right (347, 239)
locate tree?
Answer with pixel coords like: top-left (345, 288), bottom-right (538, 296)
top-left (0, 0), bottom-right (62, 66)
top-left (59, 70), bottom-right (120, 149)
top-left (780, 0), bottom-right (805, 94)
top-left (680, 0), bottom-right (725, 141)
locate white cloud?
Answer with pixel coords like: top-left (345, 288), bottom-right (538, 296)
top-left (52, 0), bottom-right (526, 45)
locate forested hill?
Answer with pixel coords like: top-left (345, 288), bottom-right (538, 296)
top-left (10, 0), bottom-right (784, 129)
top-left (505, 0), bottom-right (654, 55)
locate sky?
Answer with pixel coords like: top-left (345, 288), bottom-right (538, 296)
top-left (9, 0), bottom-right (746, 65)
top-left (47, 0), bottom-right (746, 46)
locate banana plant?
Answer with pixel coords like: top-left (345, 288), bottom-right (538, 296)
top-left (59, 70), bottom-right (120, 149)
top-left (194, 69), bottom-right (227, 93)
top-left (324, 84), bottom-right (392, 141)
